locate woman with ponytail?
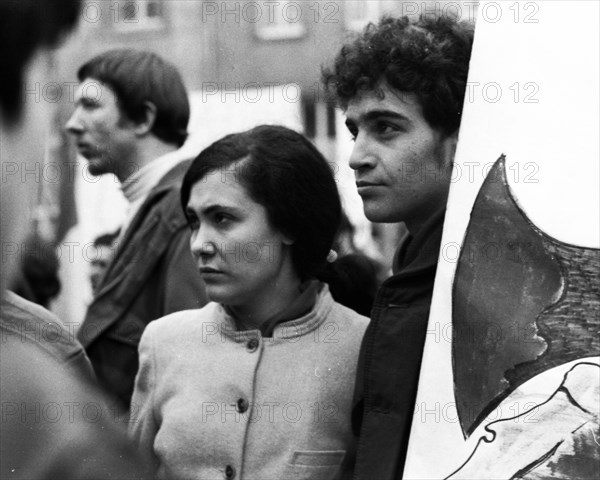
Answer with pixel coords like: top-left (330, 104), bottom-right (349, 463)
top-left (130, 125), bottom-right (368, 480)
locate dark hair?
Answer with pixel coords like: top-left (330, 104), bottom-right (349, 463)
top-left (322, 15), bottom-right (474, 135)
top-left (181, 125), bottom-right (342, 280)
top-left (321, 254), bottom-right (379, 317)
top-left (0, 0), bottom-right (80, 124)
top-left (78, 49), bottom-right (189, 147)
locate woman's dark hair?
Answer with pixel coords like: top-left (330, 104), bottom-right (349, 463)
top-left (321, 253), bottom-right (379, 317)
top-left (181, 125), bottom-right (342, 280)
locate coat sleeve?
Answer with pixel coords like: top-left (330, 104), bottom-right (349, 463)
top-left (65, 347), bottom-right (97, 384)
top-left (129, 325), bottom-right (159, 472)
top-left (160, 226), bottom-right (208, 314)
top-left (1, 339), bottom-right (152, 480)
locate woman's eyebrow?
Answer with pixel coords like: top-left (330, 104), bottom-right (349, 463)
top-left (200, 204), bottom-right (243, 216)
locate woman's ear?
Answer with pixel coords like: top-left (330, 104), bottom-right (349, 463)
top-left (134, 101), bottom-right (157, 136)
top-left (280, 229), bottom-right (295, 246)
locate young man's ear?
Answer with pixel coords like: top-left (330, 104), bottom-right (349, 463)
top-left (280, 228), bottom-right (295, 246)
top-left (133, 101), bottom-right (157, 136)
top-left (440, 131), bottom-right (459, 169)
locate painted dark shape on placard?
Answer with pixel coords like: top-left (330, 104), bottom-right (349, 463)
top-left (452, 155), bottom-right (600, 437)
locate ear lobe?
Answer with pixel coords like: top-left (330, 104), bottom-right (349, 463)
top-left (134, 101), bottom-right (157, 136)
top-left (441, 131), bottom-right (459, 168)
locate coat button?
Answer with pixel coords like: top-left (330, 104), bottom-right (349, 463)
top-left (225, 465), bottom-right (235, 479)
top-left (246, 338), bottom-right (259, 352)
top-left (237, 397), bottom-right (248, 413)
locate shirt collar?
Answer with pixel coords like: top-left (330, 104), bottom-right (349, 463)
top-left (120, 151), bottom-right (185, 205)
top-left (393, 207), bottom-right (447, 275)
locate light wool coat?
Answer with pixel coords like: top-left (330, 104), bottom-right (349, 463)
top-left (130, 285), bottom-right (368, 480)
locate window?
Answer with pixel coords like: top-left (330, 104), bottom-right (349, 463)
top-left (255, 1), bottom-right (306, 41)
top-left (344, 0), bottom-right (381, 32)
top-left (113, 0), bottom-right (165, 31)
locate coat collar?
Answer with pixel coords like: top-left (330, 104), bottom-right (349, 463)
top-left (392, 208), bottom-right (446, 278)
top-left (217, 283), bottom-right (334, 342)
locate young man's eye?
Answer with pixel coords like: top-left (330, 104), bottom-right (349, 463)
top-left (346, 126), bottom-right (358, 142)
top-left (376, 122), bottom-right (399, 136)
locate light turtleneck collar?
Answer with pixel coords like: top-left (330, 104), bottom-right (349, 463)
top-left (116, 151), bottom-right (186, 241)
top-left (120, 150), bottom-right (185, 205)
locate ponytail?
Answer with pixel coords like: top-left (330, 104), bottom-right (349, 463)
top-left (316, 253), bottom-right (380, 317)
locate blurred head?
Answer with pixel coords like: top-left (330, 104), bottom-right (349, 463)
top-left (181, 125), bottom-right (342, 306)
top-left (322, 15), bottom-right (474, 231)
top-left (90, 230), bottom-right (120, 293)
top-left (65, 49), bottom-right (189, 178)
top-left (10, 234), bottom-right (61, 308)
top-left (0, 0), bottom-right (80, 290)
top-left (0, 0), bottom-right (80, 126)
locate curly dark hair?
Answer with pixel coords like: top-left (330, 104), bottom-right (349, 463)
top-left (322, 15), bottom-right (474, 135)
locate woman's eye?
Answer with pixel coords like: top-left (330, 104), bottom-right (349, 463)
top-left (214, 213), bottom-right (230, 225)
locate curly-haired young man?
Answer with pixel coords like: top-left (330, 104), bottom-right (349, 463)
top-left (323, 15), bottom-right (474, 480)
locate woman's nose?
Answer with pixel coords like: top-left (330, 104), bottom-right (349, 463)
top-left (190, 227), bottom-right (217, 259)
top-left (199, 242), bottom-right (217, 258)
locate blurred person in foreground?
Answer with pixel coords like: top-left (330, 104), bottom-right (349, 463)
top-left (323, 14), bottom-right (474, 479)
top-left (66, 49), bottom-right (207, 411)
top-left (0, 0), bottom-right (150, 478)
top-left (130, 125), bottom-right (369, 479)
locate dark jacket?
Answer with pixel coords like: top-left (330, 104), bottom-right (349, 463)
top-left (78, 159), bottom-right (207, 411)
top-left (352, 209), bottom-right (445, 480)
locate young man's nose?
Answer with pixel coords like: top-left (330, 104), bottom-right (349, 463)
top-left (349, 133), bottom-right (377, 171)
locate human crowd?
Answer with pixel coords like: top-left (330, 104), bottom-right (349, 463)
top-left (0, 1), bottom-right (474, 479)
